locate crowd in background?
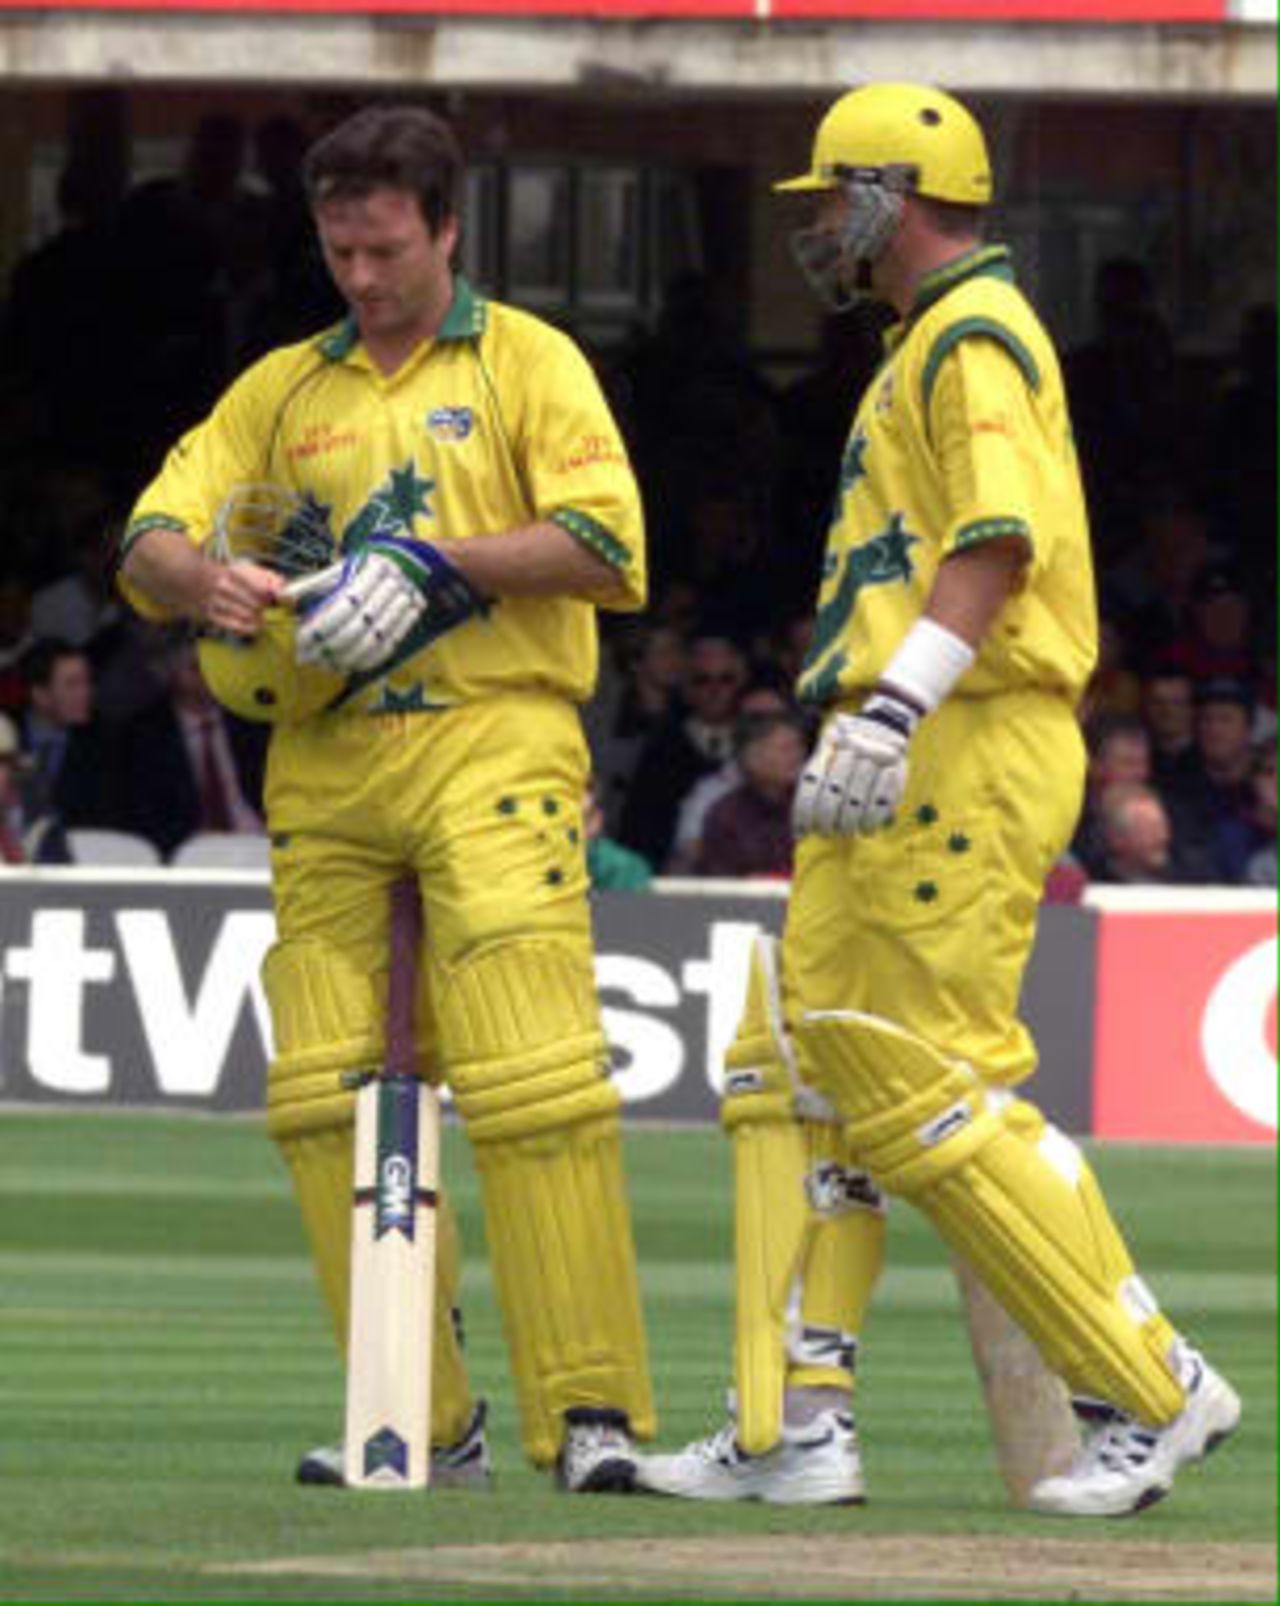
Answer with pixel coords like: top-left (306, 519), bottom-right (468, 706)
top-left (0, 114), bottom-right (1273, 888)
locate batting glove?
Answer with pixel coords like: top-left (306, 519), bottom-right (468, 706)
top-left (792, 690), bottom-right (921, 838)
top-left (294, 536), bottom-right (482, 675)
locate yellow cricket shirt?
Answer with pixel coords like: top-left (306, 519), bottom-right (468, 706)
top-left (121, 277), bottom-right (646, 713)
top-left (798, 246), bottom-right (1097, 710)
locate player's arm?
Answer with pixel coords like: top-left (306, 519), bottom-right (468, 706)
top-left (795, 335), bottom-right (1033, 838)
top-left (432, 520), bottom-right (629, 605)
top-left (122, 522), bottom-right (283, 636)
top-left (118, 361), bottom-right (290, 635)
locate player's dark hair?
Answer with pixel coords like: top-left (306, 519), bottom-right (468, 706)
top-left (916, 194), bottom-right (985, 240)
top-left (22, 637), bottom-right (83, 691)
top-left (304, 105), bottom-right (462, 237)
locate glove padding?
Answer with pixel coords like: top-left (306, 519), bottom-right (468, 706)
top-left (293, 535), bottom-right (483, 675)
top-left (792, 693), bottom-right (919, 838)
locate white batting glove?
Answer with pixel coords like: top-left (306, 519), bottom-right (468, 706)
top-left (294, 536), bottom-right (482, 676)
top-left (792, 692), bottom-right (920, 838)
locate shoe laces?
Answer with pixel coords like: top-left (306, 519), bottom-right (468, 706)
top-left (683, 1421), bottom-right (745, 1467)
top-left (568, 1418), bottom-right (630, 1456)
top-left (1082, 1415), bottom-right (1160, 1475)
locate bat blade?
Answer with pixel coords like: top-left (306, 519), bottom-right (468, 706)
top-left (344, 1072), bottom-right (439, 1490)
top-left (953, 1255), bottom-right (1081, 1508)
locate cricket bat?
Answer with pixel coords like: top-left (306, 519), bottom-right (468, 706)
top-left (953, 1255), bottom-right (1082, 1507)
top-left (343, 1069), bottom-right (440, 1489)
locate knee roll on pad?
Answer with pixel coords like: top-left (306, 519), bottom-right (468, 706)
top-left (263, 938), bottom-right (383, 1142)
top-left (439, 939), bottom-right (616, 1142)
top-left (796, 1009), bottom-right (1185, 1426)
top-left (439, 939), bottom-right (653, 1464)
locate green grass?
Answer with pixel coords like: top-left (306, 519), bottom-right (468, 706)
top-left (0, 1113), bottom-right (1273, 1602)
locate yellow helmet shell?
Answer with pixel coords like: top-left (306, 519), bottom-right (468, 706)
top-left (196, 607), bottom-right (346, 724)
top-left (775, 83), bottom-right (993, 207)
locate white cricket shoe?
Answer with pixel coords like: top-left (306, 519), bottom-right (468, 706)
top-left (1029, 1353), bottom-right (1241, 1517)
top-left (556, 1407), bottom-right (640, 1493)
top-left (636, 1409), bottom-right (865, 1506)
top-left (296, 1398), bottom-right (493, 1489)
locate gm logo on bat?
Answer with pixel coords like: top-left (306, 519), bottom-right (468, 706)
top-left (376, 1153), bottom-right (416, 1240)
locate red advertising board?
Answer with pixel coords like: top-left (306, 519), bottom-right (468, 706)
top-left (0, 0), bottom-right (1233, 16)
top-left (1092, 895), bottom-right (1277, 1145)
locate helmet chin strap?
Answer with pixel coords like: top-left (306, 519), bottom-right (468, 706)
top-left (789, 174), bottom-right (906, 311)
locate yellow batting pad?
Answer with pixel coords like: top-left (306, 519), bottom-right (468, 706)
top-left (722, 934), bottom-right (808, 1451)
top-left (436, 938), bottom-right (653, 1465)
top-left (787, 1121), bottom-right (886, 1396)
top-left (264, 937), bottom-right (474, 1448)
top-left (730, 1117), bottom-right (809, 1454)
top-left (797, 1009), bottom-right (1185, 1426)
top-left (263, 937), bottom-right (384, 1123)
top-left (475, 1113), bottom-right (656, 1465)
top-left (721, 936), bottom-right (877, 1452)
top-left (439, 939), bottom-right (612, 1143)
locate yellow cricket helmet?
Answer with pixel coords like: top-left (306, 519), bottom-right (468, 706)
top-left (775, 83), bottom-right (992, 207)
top-left (197, 606), bottom-right (346, 724)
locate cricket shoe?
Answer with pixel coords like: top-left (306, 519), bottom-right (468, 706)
top-left (636, 1408), bottom-right (865, 1505)
top-left (1028, 1351), bottom-right (1241, 1518)
top-left (555, 1407), bottom-right (640, 1493)
top-left (296, 1398), bottom-right (492, 1489)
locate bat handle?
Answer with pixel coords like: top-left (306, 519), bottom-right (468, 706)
top-left (282, 561), bottom-right (344, 605)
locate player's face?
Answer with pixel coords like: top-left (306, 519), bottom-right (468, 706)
top-left (315, 186), bottom-right (458, 350)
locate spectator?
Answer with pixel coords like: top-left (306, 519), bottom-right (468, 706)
top-left (585, 622), bottom-right (687, 833)
top-left (618, 272), bottom-right (781, 594)
top-left (0, 712), bottom-right (29, 862)
top-left (1139, 666), bottom-right (1200, 784)
top-left (1080, 615), bottom-right (1142, 724)
top-left (1241, 743), bottom-right (1278, 888)
top-left (114, 636), bottom-right (267, 858)
top-left (617, 635), bottom-right (748, 870)
top-left (1071, 712), bottom-right (1154, 876)
top-left (29, 509), bottom-right (124, 649)
top-left (584, 780), bottom-right (653, 892)
top-left (1157, 563), bottom-right (1259, 690)
top-left (1164, 677), bottom-right (1265, 881)
top-left (1091, 783), bottom-right (1181, 884)
top-left (1042, 849), bottom-right (1089, 904)
top-left (1073, 710), bottom-right (1216, 882)
top-left (694, 709), bottom-right (807, 879)
top-left (667, 683), bottom-right (795, 874)
top-left (1064, 256), bottom-right (1180, 563)
top-left (18, 637), bottom-right (118, 841)
top-left (1101, 491), bottom-right (1216, 670)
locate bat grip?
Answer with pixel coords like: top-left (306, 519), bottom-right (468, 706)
top-left (282, 561), bottom-right (344, 605)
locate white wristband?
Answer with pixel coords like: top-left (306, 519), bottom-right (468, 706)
top-left (878, 617), bottom-right (976, 715)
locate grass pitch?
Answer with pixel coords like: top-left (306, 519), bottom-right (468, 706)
top-left (0, 1112), bottom-right (1273, 1602)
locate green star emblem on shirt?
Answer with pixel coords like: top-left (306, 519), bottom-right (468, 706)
top-left (913, 880), bottom-right (940, 903)
top-left (838, 428), bottom-right (870, 495)
top-left (383, 461), bottom-right (435, 528)
top-left (342, 460), bottom-right (437, 548)
top-left (947, 832), bottom-right (972, 854)
top-left (916, 804), bottom-right (939, 826)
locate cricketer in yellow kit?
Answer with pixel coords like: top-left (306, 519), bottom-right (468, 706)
top-left (639, 83), bottom-right (1239, 1518)
top-left (118, 104), bottom-right (655, 1489)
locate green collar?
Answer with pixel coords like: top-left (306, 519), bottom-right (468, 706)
top-left (911, 244), bottom-right (1014, 319)
top-left (438, 276), bottom-right (487, 340)
top-left (316, 276), bottom-right (488, 362)
top-left (884, 245), bottom-right (1015, 352)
